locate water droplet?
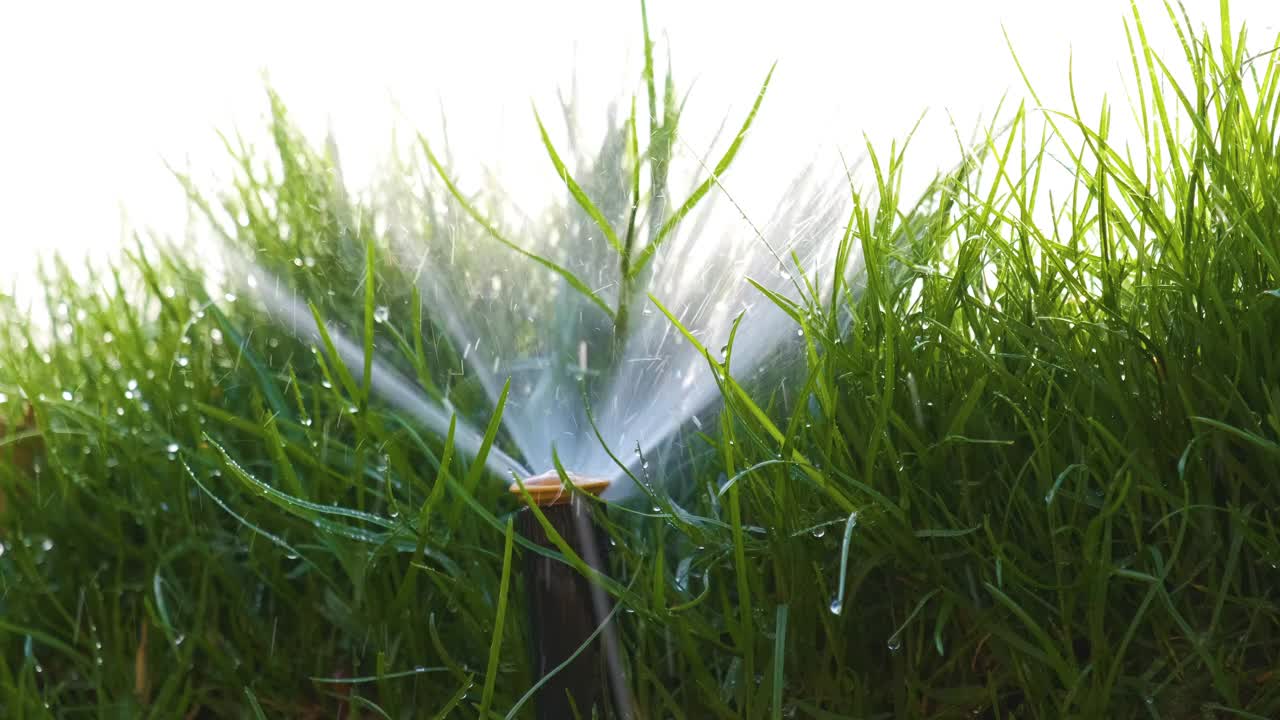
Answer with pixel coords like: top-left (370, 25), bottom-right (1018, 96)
top-left (166, 443), bottom-right (179, 454)
top-left (40, 538), bottom-right (54, 551)
top-left (300, 417), bottom-right (313, 427)
top-left (796, 328), bottom-right (804, 336)
top-left (127, 379), bottom-right (139, 391)
top-left (373, 306), bottom-right (389, 323)
top-left (61, 390), bottom-right (73, 402)
top-left (177, 357), bottom-right (190, 368)
top-left (811, 526), bottom-right (826, 538)
top-left (828, 597), bottom-right (843, 615)
top-left (224, 292), bottom-right (237, 303)
top-left (887, 635), bottom-right (901, 652)
top-left (320, 380), bottom-right (333, 389)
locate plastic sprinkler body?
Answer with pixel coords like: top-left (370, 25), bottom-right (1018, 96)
top-left (510, 471), bottom-right (615, 719)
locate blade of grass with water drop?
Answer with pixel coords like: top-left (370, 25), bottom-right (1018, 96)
top-left (202, 435), bottom-right (394, 530)
top-left (307, 301), bottom-right (360, 402)
top-left (830, 511), bottom-right (860, 616)
top-left (431, 677), bottom-right (477, 720)
top-left (1189, 416), bottom-right (1280, 454)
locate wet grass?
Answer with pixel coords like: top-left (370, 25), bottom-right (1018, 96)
top-left (3, 2), bottom-right (1280, 718)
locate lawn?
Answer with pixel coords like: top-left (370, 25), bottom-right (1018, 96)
top-left (1, 2), bottom-right (1278, 718)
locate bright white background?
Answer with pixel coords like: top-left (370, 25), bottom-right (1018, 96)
top-left (1, 1), bottom-right (1277, 301)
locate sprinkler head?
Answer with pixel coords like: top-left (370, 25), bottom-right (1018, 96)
top-left (509, 470), bottom-right (610, 506)
top-left (511, 470), bottom-right (619, 719)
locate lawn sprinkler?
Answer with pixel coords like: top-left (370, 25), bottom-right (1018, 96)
top-left (510, 470), bottom-right (621, 719)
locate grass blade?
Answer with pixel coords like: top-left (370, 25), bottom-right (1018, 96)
top-left (478, 517), bottom-right (516, 718)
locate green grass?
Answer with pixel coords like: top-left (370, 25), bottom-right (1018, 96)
top-left (3, 2), bottom-right (1280, 718)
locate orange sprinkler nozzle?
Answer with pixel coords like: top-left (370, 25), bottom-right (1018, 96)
top-left (509, 470), bottom-right (610, 507)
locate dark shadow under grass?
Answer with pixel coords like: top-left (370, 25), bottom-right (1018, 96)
top-left (2, 2), bottom-right (1280, 718)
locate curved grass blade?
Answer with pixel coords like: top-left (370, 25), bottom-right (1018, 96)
top-left (477, 517), bottom-right (515, 718)
top-left (534, 107), bottom-right (624, 256)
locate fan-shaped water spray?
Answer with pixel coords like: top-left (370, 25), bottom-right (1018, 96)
top-left (230, 165), bottom-right (854, 499)
top-left (199, 30), bottom-right (868, 505)
top-left (386, 165), bottom-right (855, 495)
top-left (217, 115), bottom-right (860, 505)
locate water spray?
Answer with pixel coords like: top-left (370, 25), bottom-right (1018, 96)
top-left (510, 470), bottom-right (630, 719)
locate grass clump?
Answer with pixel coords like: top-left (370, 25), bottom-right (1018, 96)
top-left (2, 2), bottom-right (1280, 718)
